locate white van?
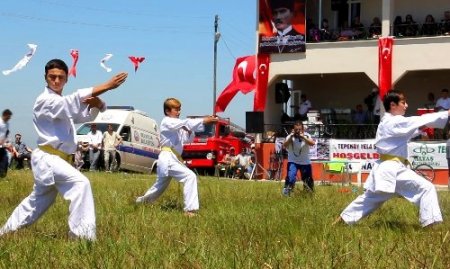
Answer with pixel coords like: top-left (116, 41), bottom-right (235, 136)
top-left (76, 106), bottom-right (160, 173)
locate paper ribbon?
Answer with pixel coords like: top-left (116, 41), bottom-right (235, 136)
top-left (128, 56), bottom-right (145, 72)
top-left (68, 49), bottom-right (79, 77)
top-left (2, 44), bottom-right (38, 75)
top-left (100, 53), bottom-right (113, 72)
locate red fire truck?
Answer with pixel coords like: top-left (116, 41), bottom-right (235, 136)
top-left (182, 117), bottom-right (252, 173)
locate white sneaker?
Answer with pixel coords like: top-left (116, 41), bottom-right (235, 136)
top-left (136, 196), bottom-right (144, 203)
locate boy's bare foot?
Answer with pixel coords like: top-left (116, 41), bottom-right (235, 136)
top-left (184, 211), bottom-right (198, 217)
top-left (332, 216), bottom-right (343, 226)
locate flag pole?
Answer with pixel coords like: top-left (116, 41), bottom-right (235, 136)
top-left (213, 15), bottom-right (220, 116)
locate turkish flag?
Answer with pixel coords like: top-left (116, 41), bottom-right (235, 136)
top-left (378, 37), bottom-right (394, 100)
top-left (215, 55), bottom-right (257, 113)
top-left (253, 54), bottom-right (270, 111)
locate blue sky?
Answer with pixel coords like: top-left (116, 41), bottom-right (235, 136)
top-left (0, 0), bottom-right (257, 146)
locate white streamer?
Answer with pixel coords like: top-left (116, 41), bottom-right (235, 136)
top-left (2, 44), bottom-right (38, 76)
top-left (100, 53), bottom-right (113, 72)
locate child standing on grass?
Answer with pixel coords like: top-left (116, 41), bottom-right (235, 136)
top-left (334, 90), bottom-right (447, 227)
top-left (136, 98), bottom-right (217, 216)
top-left (0, 59), bottom-right (127, 240)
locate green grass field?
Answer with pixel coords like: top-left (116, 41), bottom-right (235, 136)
top-left (0, 170), bottom-right (449, 268)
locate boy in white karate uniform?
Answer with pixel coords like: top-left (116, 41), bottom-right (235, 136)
top-left (334, 90), bottom-right (447, 227)
top-left (0, 59), bottom-right (127, 240)
top-left (136, 98), bottom-right (217, 216)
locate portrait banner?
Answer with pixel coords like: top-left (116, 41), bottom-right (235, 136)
top-left (258, 0), bottom-right (306, 54)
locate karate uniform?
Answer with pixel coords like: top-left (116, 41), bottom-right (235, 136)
top-left (341, 111), bottom-right (447, 227)
top-left (0, 87), bottom-right (103, 240)
top-left (136, 116), bottom-right (204, 212)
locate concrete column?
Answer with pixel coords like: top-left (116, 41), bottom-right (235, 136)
top-left (381, 0), bottom-right (393, 37)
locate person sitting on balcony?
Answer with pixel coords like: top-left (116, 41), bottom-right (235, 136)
top-left (440, 10), bottom-right (450, 35)
top-left (435, 88), bottom-right (450, 111)
top-left (320, 19), bottom-right (335, 41)
top-left (404, 14), bottom-right (419, 36)
top-left (351, 16), bottom-right (366, 39)
top-left (393, 16), bottom-right (405, 37)
top-left (421, 14), bottom-right (438, 36)
top-left (338, 20), bottom-right (357, 40)
top-left (424, 92), bottom-right (436, 110)
top-left (368, 17), bottom-right (382, 38)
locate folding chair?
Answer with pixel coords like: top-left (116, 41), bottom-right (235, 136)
top-left (321, 159), bottom-right (347, 185)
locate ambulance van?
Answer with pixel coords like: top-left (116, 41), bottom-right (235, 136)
top-left (76, 106), bottom-right (160, 173)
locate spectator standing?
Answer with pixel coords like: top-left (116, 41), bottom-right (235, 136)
top-left (87, 123), bottom-right (103, 171)
top-left (282, 121), bottom-right (315, 195)
top-left (364, 88), bottom-right (379, 123)
top-left (13, 133), bottom-right (32, 169)
top-left (0, 109), bottom-right (12, 178)
top-left (298, 94), bottom-right (312, 121)
top-left (352, 104), bottom-right (368, 124)
top-left (102, 124), bottom-right (122, 172)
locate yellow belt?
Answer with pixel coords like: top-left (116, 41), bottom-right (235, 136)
top-left (39, 145), bottom-right (73, 164)
top-left (380, 154), bottom-right (410, 165)
top-left (161, 146), bottom-right (183, 162)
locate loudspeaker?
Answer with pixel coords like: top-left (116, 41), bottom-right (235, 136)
top-left (246, 111), bottom-right (264, 133)
top-left (275, 83), bottom-right (291, 103)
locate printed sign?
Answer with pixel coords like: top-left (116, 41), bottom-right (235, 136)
top-left (329, 139), bottom-right (378, 172)
top-left (408, 142), bottom-right (447, 169)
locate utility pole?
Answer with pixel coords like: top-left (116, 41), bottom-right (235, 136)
top-left (213, 15), bottom-right (220, 115)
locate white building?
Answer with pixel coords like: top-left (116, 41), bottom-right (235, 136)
top-left (264, 0), bottom-right (450, 130)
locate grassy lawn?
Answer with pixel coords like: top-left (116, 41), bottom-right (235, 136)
top-left (0, 170), bottom-right (449, 268)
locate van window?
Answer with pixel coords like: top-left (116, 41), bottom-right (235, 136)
top-left (195, 123), bottom-right (215, 138)
top-left (120, 126), bottom-right (131, 142)
top-left (77, 123), bottom-right (119, 135)
top-left (219, 124), bottom-right (229, 137)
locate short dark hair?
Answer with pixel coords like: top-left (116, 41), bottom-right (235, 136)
top-left (269, 0), bottom-right (294, 11)
top-left (383, 89), bottom-right (404, 112)
top-left (2, 109), bottom-right (12, 117)
top-left (441, 88), bottom-right (449, 93)
top-left (45, 59), bottom-right (68, 76)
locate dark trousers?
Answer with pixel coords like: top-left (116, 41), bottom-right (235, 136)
top-left (285, 162), bottom-right (314, 191)
top-left (15, 152), bottom-right (31, 169)
top-left (0, 148), bottom-right (8, 178)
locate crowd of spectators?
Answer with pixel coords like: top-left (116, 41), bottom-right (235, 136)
top-left (306, 10), bottom-right (450, 42)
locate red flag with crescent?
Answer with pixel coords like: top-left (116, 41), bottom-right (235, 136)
top-left (68, 49), bottom-right (79, 77)
top-left (215, 54), bottom-right (271, 113)
top-left (378, 37), bottom-right (394, 100)
top-left (215, 55), bottom-right (257, 113)
top-left (129, 56), bottom-right (145, 72)
top-left (253, 54), bottom-right (270, 111)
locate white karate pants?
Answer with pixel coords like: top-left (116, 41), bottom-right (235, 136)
top-left (341, 168), bottom-right (442, 227)
top-left (137, 151), bottom-right (199, 212)
top-left (0, 149), bottom-right (96, 240)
